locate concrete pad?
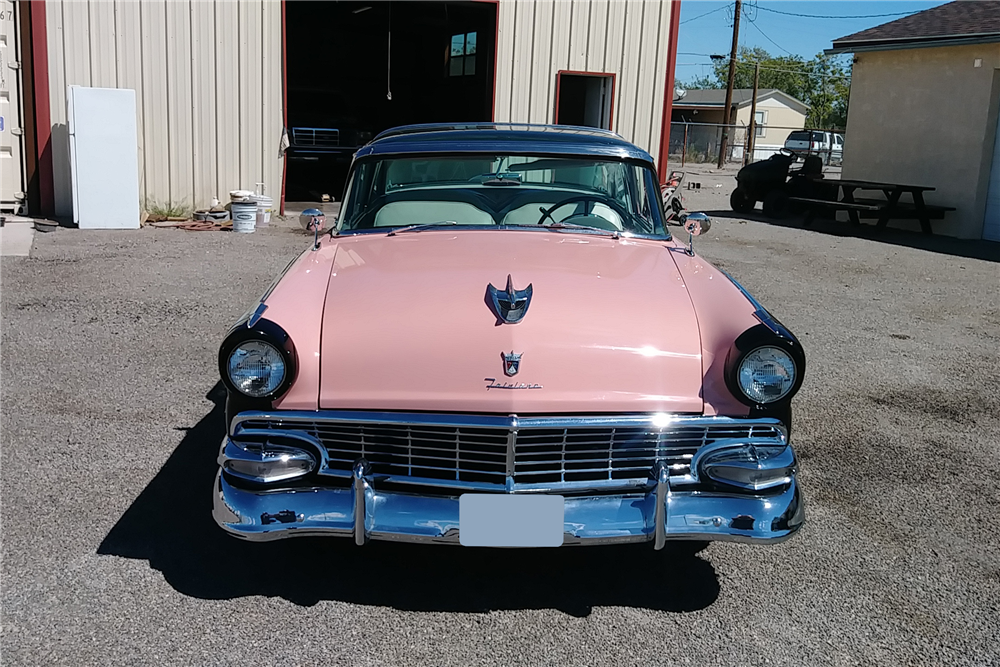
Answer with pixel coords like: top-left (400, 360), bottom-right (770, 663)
top-left (0, 222), bottom-right (35, 257)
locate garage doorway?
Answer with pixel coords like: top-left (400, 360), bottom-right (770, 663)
top-left (284, 1), bottom-right (497, 202)
top-left (554, 72), bottom-right (615, 130)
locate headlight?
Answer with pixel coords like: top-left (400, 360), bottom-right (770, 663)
top-left (737, 346), bottom-right (796, 404)
top-left (227, 340), bottom-right (286, 397)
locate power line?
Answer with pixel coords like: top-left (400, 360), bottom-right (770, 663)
top-left (733, 59), bottom-right (853, 81)
top-left (679, 5), bottom-right (728, 25)
top-left (678, 58), bottom-right (852, 81)
top-left (747, 19), bottom-right (793, 56)
top-left (755, 5), bottom-right (919, 19)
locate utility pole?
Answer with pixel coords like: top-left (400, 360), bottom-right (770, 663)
top-left (717, 0), bottom-right (742, 169)
top-left (747, 61), bottom-right (760, 164)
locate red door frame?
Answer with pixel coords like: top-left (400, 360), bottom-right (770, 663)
top-left (553, 70), bottom-right (616, 129)
top-left (21, 0), bottom-right (54, 217)
top-left (658, 0), bottom-right (682, 184)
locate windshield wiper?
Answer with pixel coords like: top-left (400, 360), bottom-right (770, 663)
top-left (541, 220), bottom-right (621, 239)
top-left (386, 221), bottom-right (460, 236)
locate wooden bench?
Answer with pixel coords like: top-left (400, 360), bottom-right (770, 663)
top-left (850, 198), bottom-right (956, 220)
top-left (787, 180), bottom-right (950, 235)
top-left (787, 197), bottom-right (880, 227)
top-left (788, 197), bottom-right (880, 211)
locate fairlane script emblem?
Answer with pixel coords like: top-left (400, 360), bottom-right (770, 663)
top-left (486, 275), bottom-right (533, 324)
top-left (502, 351), bottom-right (522, 376)
top-left (484, 378), bottom-right (542, 390)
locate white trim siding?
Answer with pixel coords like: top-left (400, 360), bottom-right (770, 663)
top-left (40, 0), bottom-right (674, 218)
top-left (45, 0), bottom-right (284, 217)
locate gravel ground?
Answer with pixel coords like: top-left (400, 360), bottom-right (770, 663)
top-left (2, 208), bottom-right (999, 666)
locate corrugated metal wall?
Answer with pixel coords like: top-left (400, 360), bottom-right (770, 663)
top-left (495, 0), bottom-right (673, 161)
top-left (40, 0), bottom-right (671, 218)
top-left (44, 0), bottom-right (283, 217)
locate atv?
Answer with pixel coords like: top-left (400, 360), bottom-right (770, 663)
top-left (730, 149), bottom-right (826, 218)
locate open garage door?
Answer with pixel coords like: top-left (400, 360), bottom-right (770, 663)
top-left (284, 1), bottom-right (497, 203)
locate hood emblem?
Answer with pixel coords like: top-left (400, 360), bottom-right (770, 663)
top-left (502, 351), bottom-right (522, 377)
top-left (486, 275), bottom-right (532, 325)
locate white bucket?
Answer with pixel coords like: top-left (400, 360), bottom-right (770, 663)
top-left (231, 201), bottom-right (257, 233)
top-left (254, 195), bottom-right (273, 228)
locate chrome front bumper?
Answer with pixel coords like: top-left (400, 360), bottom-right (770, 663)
top-left (212, 462), bottom-right (804, 546)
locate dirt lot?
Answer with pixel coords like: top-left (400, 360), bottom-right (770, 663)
top-left (2, 210), bottom-right (999, 666)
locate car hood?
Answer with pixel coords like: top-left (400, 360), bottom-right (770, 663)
top-left (319, 230), bottom-right (704, 413)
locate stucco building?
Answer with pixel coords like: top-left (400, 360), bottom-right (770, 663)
top-left (1, 0), bottom-right (683, 220)
top-left (829, 0), bottom-right (1000, 241)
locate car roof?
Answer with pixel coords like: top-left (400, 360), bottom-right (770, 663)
top-left (354, 123), bottom-right (655, 164)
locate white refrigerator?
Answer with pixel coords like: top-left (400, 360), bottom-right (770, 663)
top-left (67, 86), bottom-right (140, 229)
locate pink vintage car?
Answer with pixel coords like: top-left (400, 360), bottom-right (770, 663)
top-left (213, 123), bottom-right (805, 548)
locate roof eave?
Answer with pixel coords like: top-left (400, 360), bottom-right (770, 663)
top-left (827, 33), bottom-right (1000, 55)
top-left (757, 90), bottom-right (810, 115)
top-left (673, 102), bottom-right (728, 109)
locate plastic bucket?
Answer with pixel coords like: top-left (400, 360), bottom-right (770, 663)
top-left (231, 201), bottom-right (257, 233)
top-left (254, 195), bottom-right (273, 228)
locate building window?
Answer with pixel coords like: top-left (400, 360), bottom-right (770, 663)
top-left (754, 110), bottom-right (767, 137)
top-left (449, 32), bottom-right (477, 76)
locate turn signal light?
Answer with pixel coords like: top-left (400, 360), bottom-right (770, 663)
top-left (223, 441), bottom-right (316, 484)
top-left (699, 444), bottom-right (795, 491)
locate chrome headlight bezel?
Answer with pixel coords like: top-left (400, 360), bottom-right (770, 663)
top-left (725, 321), bottom-right (806, 408)
top-left (218, 317), bottom-right (297, 400)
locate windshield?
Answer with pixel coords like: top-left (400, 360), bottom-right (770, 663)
top-left (336, 154), bottom-right (667, 236)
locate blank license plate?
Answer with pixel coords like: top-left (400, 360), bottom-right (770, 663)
top-left (459, 494), bottom-right (565, 547)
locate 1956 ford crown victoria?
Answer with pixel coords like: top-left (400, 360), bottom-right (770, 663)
top-left (213, 123), bottom-right (805, 548)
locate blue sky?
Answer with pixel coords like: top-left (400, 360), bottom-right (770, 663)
top-left (675, 1), bottom-right (948, 85)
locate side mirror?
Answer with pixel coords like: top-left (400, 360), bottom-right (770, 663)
top-left (683, 212), bottom-right (711, 256)
top-left (684, 212), bottom-right (711, 236)
top-left (300, 208), bottom-right (327, 251)
top-left (299, 208), bottom-right (326, 232)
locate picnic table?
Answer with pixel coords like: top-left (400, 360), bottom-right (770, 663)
top-left (788, 179), bottom-right (954, 235)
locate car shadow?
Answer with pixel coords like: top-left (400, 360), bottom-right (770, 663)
top-left (703, 209), bottom-right (1000, 263)
top-left (98, 383), bottom-right (720, 616)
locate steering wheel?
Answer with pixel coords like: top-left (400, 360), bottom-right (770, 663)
top-left (535, 195), bottom-right (631, 229)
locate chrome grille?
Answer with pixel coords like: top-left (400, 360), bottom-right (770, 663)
top-left (291, 127), bottom-right (340, 147)
top-left (314, 422), bottom-right (507, 484)
top-left (237, 414), bottom-right (784, 489)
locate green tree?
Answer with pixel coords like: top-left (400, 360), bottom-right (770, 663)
top-left (805, 54), bottom-right (851, 128)
top-left (680, 46), bottom-right (852, 129)
top-left (680, 74), bottom-right (722, 90)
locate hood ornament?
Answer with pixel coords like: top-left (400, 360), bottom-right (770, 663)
top-left (502, 351), bottom-right (522, 377)
top-left (486, 275), bottom-right (533, 324)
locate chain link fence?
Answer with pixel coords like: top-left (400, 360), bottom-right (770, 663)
top-left (667, 122), bottom-right (845, 168)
